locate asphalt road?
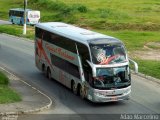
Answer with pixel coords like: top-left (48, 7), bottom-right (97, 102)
top-left (0, 34), bottom-right (160, 120)
top-left (0, 20), bottom-right (11, 25)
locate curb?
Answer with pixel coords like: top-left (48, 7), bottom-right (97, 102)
top-left (131, 71), bottom-right (160, 84)
top-left (0, 66), bottom-right (53, 115)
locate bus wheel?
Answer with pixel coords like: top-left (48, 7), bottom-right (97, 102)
top-left (72, 82), bottom-right (77, 95)
top-left (42, 64), bottom-right (46, 73)
top-left (47, 67), bottom-right (51, 80)
top-left (20, 21), bottom-right (23, 25)
top-left (79, 85), bottom-right (85, 99)
top-left (11, 19), bottom-right (14, 24)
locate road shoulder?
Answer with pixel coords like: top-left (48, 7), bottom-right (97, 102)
top-left (132, 71), bottom-right (160, 84)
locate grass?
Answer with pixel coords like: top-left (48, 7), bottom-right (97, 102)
top-left (0, 0), bottom-right (22, 20)
top-left (0, 71), bottom-right (9, 85)
top-left (136, 60), bottom-right (160, 79)
top-left (1, 0), bottom-right (160, 30)
top-left (0, 71), bottom-right (21, 104)
top-left (0, 0), bottom-right (160, 80)
top-left (0, 85), bottom-right (21, 104)
top-left (60, 0), bottom-right (160, 23)
top-left (95, 30), bottom-right (160, 52)
top-left (0, 25), bottom-right (34, 39)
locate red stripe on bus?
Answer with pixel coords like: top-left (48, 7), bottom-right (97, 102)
top-left (37, 38), bottom-right (53, 70)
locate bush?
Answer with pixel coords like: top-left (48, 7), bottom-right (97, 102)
top-left (53, 10), bottom-right (77, 24)
top-left (98, 8), bottom-right (113, 18)
top-left (29, 0), bottom-right (88, 13)
top-left (72, 4), bottom-right (88, 13)
top-left (28, 0), bottom-right (88, 23)
top-left (30, 0), bottom-right (69, 11)
top-left (0, 71), bottom-right (9, 85)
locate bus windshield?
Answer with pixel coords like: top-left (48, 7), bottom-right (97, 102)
top-left (90, 43), bottom-right (127, 65)
top-left (28, 11), bottom-right (40, 19)
top-left (93, 67), bottom-right (131, 90)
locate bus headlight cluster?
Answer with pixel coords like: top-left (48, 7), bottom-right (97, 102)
top-left (124, 87), bottom-right (131, 95)
top-left (94, 91), bottom-right (106, 97)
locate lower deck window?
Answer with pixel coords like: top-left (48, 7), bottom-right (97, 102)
top-left (51, 54), bottom-right (80, 79)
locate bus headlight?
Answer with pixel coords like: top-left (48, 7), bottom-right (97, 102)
top-left (94, 91), bottom-right (105, 97)
top-left (124, 87), bottom-right (131, 95)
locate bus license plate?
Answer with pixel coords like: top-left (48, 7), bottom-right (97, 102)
top-left (112, 97), bottom-right (117, 101)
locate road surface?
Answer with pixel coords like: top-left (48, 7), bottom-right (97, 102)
top-left (0, 34), bottom-right (160, 120)
top-left (0, 20), bottom-right (11, 25)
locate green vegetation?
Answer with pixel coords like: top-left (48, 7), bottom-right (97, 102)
top-left (0, 71), bottom-right (9, 85)
top-left (0, 71), bottom-right (21, 104)
top-left (28, 0), bottom-right (160, 31)
top-left (0, 25), bottom-right (34, 39)
top-left (0, 0), bottom-right (22, 20)
top-left (1, 0), bottom-right (160, 30)
top-left (0, 0), bottom-right (160, 79)
top-left (95, 30), bottom-right (160, 52)
top-left (136, 60), bottom-right (160, 79)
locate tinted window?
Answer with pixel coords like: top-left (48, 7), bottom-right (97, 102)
top-left (77, 43), bottom-right (90, 64)
top-left (43, 31), bottom-right (51, 42)
top-left (15, 11), bottom-right (20, 17)
top-left (51, 54), bottom-right (80, 79)
top-left (84, 64), bottom-right (92, 82)
top-left (9, 10), bottom-right (15, 16)
top-left (9, 10), bottom-right (12, 16)
top-left (46, 33), bottom-right (76, 53)
top-left (35, 27), bottom-right (43, 39)
top-left (19, 11), bottom-right (24, 17)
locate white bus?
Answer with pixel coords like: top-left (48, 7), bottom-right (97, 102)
top-left (9, 8), bottom-right (40, 25)
top-left (35, 22), bottom-right (138, 102)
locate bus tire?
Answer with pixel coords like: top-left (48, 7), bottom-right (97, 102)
top-left (79, 85), bottom-right (85, 99)
top-left (20, 20), bottom-right (23, 25)
top-left (11, 19), bottom-right (14, 24)
top-left (42, 64), bottom-right (45, 73)
top-left (71, 80), bottom-right (74, 91)
top-left (47, 67), bottom-right (51, 80)
top-left (72, 82), bottom-right (77, 95)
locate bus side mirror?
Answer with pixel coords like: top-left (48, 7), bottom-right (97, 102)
top-left (129, 59), bottom-right (138, 74)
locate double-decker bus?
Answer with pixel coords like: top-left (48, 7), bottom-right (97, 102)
top-left (35, 22), bottom-right (138, 102)
top-left (9, 8), bottom-right (40, 25)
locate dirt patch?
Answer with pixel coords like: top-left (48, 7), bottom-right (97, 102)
top-left (131, 50), bottom-right (160, 60)
top-left (145, 42), bottom-right (160, 49)
top-left (130, 42), bottom-right (160, 61)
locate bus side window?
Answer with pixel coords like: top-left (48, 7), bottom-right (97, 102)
top-left (50, 34), bottom-right (63, 47)
top-left (20, 11), bottom-right (24, 17)
top-left (51, 34), bottom-right (76, 53)
top-left (35, 27), bottom-right (43, 39)
top-left (77, 43), bottom-right (90, 65)
top-left (43, 31), bottom-right (51, 42)
top-left (9, 10), bottom-right (14, 17)
top-left (64, 38), bottom-right (76, 53)
top-left (84, 64), bottom-right (92, 82)
top-left (77, 43), bottom-right (92, 82)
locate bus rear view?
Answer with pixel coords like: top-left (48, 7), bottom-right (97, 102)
top-left (35, 22), bottom-right (138, 102)
top-left (9, 8), bottom-right (40, 25)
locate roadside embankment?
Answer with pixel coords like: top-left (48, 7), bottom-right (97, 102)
top-left (0, 66), bottom-right (52, 115)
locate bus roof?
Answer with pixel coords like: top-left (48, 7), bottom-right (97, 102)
top-left (9, 8), bottom-right (32, 12)
top-left (36, 22), bottom-right (121, 45)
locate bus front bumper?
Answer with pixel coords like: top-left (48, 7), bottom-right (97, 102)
top-left (87, 86), bottom-right (131, 103)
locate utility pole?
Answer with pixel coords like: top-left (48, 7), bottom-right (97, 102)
top-left (23, 0), bottom-right (27, 35)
